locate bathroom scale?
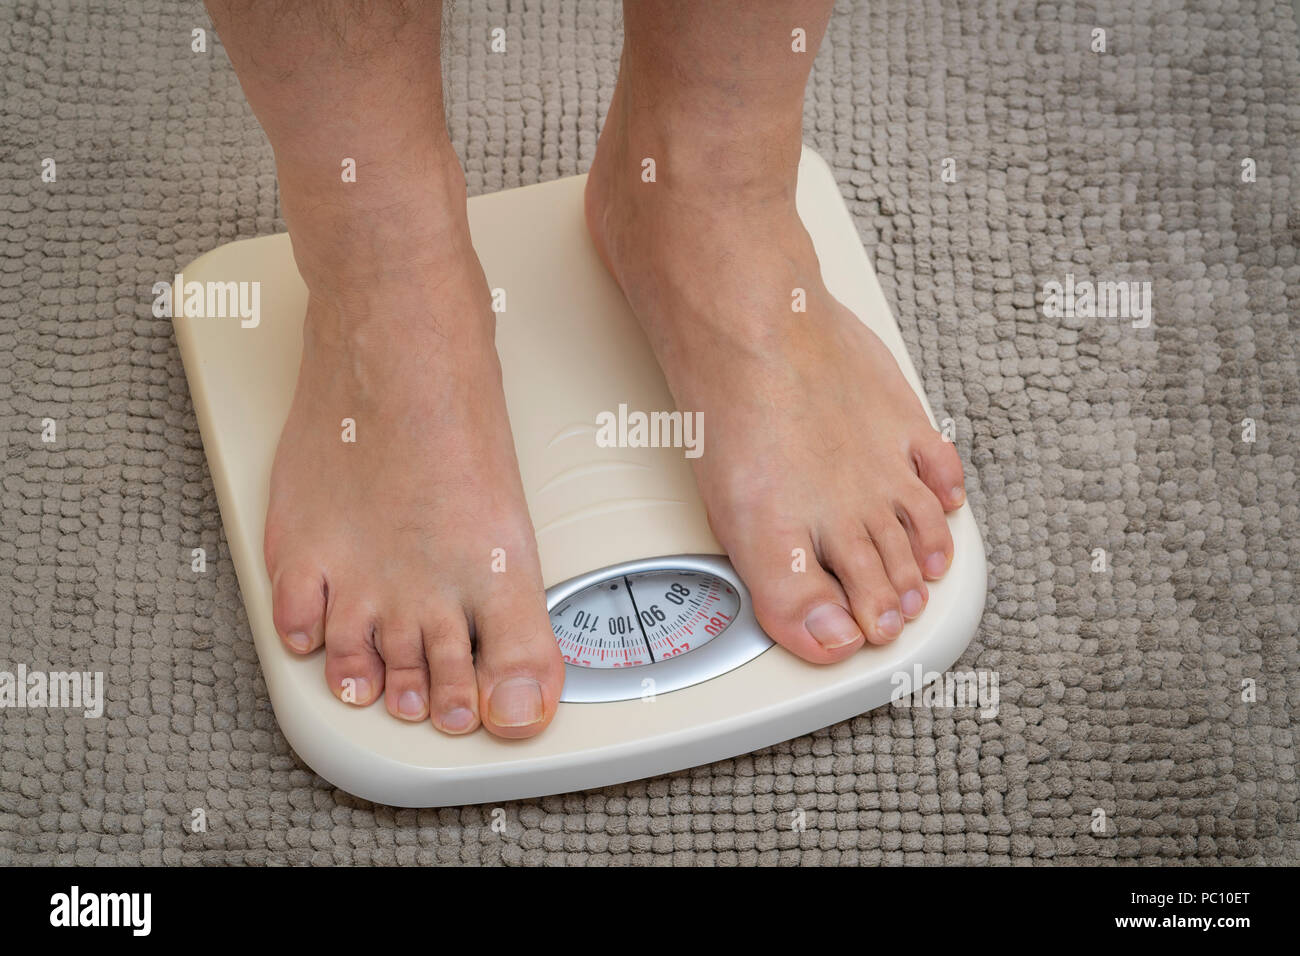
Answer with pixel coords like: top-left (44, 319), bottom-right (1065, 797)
top-left (173, 146), bottom-right (987, 808)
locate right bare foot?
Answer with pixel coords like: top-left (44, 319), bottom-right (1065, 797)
top-left (263, 147), bottom-right (564, 739)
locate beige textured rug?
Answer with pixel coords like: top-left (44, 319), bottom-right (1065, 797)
top-left (1, 0), bottom-right (1297, 865)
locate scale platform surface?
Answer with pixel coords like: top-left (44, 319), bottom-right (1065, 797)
top-left (173, 146), bottom-right (987, 808)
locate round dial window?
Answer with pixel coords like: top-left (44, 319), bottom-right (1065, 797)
top-left (550, 569), bottom-right (741, 669)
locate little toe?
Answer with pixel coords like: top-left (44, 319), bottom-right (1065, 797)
top-left (270, 559), bottom-right (327, 654)
top-left (913, 433), bottom-right (967, 511)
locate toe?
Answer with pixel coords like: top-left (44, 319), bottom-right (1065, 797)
top-left (473, 584), bottom-right (565, 739)
top-left (725, 527), bottom-right (865, 664)
top-left (376, 619), bottom-right (430, 722)
top-left (269, 560), bottom-right (327, 654)
top-left (423, 613), bottom-right (480, 735)
top-left (822, 532), bottom-right (905, 645)
top-left (323, 599), bottom-right (385, 706)
top-left (897, 482), bottom-right (955, 581)
top-left (913, 433), bottom-right (966, 511)
top-left (864, 515), bottom-right (928, 620)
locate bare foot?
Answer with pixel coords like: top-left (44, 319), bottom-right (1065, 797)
top-left (264, 147), bottom-right (564, 737)
top-left (584, 78), bottom-right (966, 663)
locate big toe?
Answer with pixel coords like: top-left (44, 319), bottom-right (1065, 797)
top-left (725, 524), bottom-right (866, 663)
top-left (473, 581), bottom-right (566, 739)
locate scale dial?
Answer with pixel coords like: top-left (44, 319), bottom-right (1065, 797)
top-left (550, 570), bottom-right (741, 668)
top-left (547, 555), bottom-right (773, 703)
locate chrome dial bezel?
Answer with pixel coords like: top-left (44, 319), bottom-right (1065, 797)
top-left (550, 554), bottom-right (773, 703)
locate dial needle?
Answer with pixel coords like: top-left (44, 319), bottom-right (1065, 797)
top-left (623, 575), bottom-right (656, 663)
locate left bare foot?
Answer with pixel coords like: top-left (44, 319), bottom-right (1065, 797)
top-left (584, 73), bottom-right (967, 664)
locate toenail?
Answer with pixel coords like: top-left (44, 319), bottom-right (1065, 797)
top-left (877, 610), bottom-right (903, 638)
top-left (343, 677), bottom-right (371, 704)
top-left (951, 485), bottom-right (966, 504)
top-left (804, 604), bottom-right (863, 649)
top-left (901, 590), bottom-right (924, 618)
top-left (925, 552), bottom-right (949, 577)
top-left (489, 678), bottom-right (544, 727)
top-left (287, 630), bottom-right (311, 652)
top-left (397, 690), bottom-right (425, 719)
top-left (439, 707), bottom-right (476, 733)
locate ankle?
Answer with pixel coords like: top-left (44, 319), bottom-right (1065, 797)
top-left (597, 70), bottom-right (803, 204)
top-left (301, 284), bottom-right (491, 364)
top-left (277, 137), bottom-right (473, 295)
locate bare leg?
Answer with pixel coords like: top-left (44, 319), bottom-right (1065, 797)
top-left (587, 1), bottom-right (967, 660)
top-left (206, 0), bottom-right (563, 737)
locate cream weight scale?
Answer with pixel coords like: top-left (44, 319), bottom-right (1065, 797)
top-left (173, 146), bottom-right (987, 807)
